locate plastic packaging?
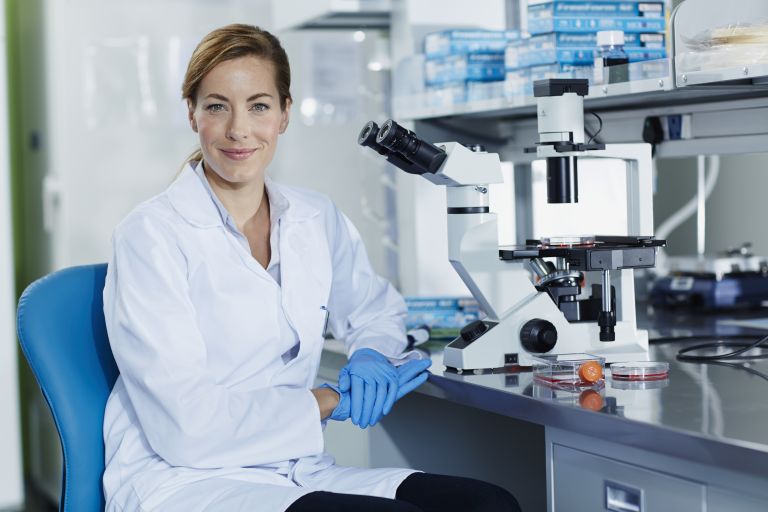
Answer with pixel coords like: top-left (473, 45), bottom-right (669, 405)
top-left (594, 30), bottom-right (629, 84)
top-left (532, 353), bottom-right (606, 388)
top-left (424, 53), bottom-right (506, 85)
top-left (527, 1), bottom-right (664, 20)
top-left (528, 15), bottom-right (665, 35)
top-left (424, 30), bottom-right (520, 59)
top-left (677, 21), bottom-right (768, 73)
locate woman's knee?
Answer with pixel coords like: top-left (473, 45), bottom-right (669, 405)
top-left (470, 481), bottom-right (521, 512)
top-left (396, 473), bottom-right (521, 512)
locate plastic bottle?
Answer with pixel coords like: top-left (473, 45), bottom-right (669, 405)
top-left (593, 30), bottom-right (629, 85)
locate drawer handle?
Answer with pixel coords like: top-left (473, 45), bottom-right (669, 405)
top-left (605, 480), bottom-right (643, 512)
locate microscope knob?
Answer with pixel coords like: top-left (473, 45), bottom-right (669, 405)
top-left (520, 319), bottom-right (558, 353)
top-left (460, 320), bottom-right (489, 343)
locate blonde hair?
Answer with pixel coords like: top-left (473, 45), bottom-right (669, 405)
top-left (181, 24), bottom-right (292, 167)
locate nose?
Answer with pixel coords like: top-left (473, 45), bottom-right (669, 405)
top-left (226, 110), bottom-right (248, 141)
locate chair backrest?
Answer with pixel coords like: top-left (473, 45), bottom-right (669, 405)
top-left (17, 264), bottom-right (118, 512)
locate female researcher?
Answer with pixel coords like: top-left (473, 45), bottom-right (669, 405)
top-left (102, 24), bottom-right (521, 512)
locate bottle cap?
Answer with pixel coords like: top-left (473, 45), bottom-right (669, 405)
top-left (597, 30), bottom-right (625, 47)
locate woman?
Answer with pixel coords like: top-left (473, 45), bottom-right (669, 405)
top-left (103, 23), bottom-right (521, 512)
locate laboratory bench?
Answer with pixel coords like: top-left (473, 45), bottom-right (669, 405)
top-left (319, 306), bottom-right (768, 511)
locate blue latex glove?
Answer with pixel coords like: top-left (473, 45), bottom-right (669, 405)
top-left (338, 348), bottom-right (399, 428)
top-left (338, 357), bottom-right (432, 428)
top-left (394, 359), bottom-right (432, 400)
top-left (319, 383), bottom-right (350, 421)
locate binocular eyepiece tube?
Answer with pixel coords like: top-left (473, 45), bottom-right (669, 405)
top-left (358, 119), bottom-right (447, 175)
top-left (358, 121), bottom-right (389, 156)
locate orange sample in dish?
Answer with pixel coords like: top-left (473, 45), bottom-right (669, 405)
top-left (578, 360), bottom-right (603, 383)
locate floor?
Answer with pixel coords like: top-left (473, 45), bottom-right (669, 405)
top-left (18, 481), bottom-right (56, 512)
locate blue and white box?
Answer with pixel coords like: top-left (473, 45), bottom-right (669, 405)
top-left (527, 31), bottom-right (665, 49)
top-left (425, 53), bottom-right (506, 85)
top-left (504, 67), bottom-right (532, 97)
top-left (405, 297), bottom-right (482, 339)
top-left (424, 29), bottom-right (521, 59)
top-left (528, 1), bottom-right (664, 19)
top-left (522, 46), bottom-right (666, 66)
top-left (528, 15), bottom-right (666, 35)
top-left (504, 37), bottom-right (529, 70)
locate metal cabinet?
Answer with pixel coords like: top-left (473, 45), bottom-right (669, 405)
top-left (547, 428), bottom-right (768, 512)
top-left (551, 444), bottom-right (705, 512)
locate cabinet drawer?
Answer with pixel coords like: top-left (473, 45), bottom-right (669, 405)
top-left (552, 444), bottom-right (705, 512)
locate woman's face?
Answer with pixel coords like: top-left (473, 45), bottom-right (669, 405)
top-left (188, 56), bottom-right (290, 187)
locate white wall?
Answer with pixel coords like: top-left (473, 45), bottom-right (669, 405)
top-left (0, 3), bottom-right (25, 509)
top-left (269, 29), bottom-right (397, 281)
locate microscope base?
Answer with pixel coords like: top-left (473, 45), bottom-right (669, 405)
top-left (443, 294), bottom-right (649, 371)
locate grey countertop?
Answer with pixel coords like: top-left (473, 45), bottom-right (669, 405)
top-left (321, 306), bottom-right (768, 478)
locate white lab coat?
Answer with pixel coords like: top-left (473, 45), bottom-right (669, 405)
top-left (102, 164), bottom-right (418, 512)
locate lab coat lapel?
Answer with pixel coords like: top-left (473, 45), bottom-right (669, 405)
top-left (168, 166), bottom-right (275, 280)
top-left (166, 166), bottom-right (222, 229)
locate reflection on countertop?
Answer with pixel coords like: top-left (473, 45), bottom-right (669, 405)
top-left (420, 304), bottom-right (768, 449)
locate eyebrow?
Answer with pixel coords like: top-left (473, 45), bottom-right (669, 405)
top-left (204, 93), bottom-right (274, 102)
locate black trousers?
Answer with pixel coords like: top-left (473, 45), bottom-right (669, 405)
top-left (285, 472), bottom-right (522, 512)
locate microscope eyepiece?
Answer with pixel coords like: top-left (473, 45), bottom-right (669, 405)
top-left (357, 121), bottom-right (389, 155)
top-left (375, 119), bottom-right (447, 174)
top-left (376, 119), bottom-right (398, 146)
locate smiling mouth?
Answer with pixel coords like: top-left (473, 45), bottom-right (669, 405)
top-left (220, 148), bottom-right (257, 161)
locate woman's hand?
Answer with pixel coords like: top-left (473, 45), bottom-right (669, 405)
top-left (338, 348), bottom-right (399, 428)
top-left (311, 386), bottom-right (341, 420)
top-left (394, 359), bottom-right (432, 399)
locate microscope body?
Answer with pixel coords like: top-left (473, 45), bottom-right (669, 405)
top-left (359, 80), bottom-right (661, 371)
top-left (439, 143), bottom-right (654, 370)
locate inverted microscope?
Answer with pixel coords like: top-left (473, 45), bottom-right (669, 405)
top-left (359, 78), bottom-right (665, 371)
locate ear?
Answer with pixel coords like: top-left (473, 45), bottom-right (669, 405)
top-left (187, 99), bottom-right (198, 133)
top-left (279, 98), bottom-right (292, 134)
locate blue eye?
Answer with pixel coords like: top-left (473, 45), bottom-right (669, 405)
top-left (205, 103), bottom-right (225, 112)
top-left (251, 103), bottom-right (269, 112)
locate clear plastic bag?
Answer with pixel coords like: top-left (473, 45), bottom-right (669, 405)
top-left (677, 20), bottom-right (768, 72)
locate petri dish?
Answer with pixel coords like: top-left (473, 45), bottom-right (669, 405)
top-left (540, 236), bottom-right (596, 248)
top-left (611, 378), bottom-right (669, 391)
top-left (610, 362), bottom-right (669, 381)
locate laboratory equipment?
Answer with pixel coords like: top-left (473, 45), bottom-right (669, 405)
top-left (532, 353), bottom-right (605, 388)
top-left (610, 361), bottom-right (669, 381)
top-left (651, 243), bottom-right (768, 309)
top-left (360, 78), bottom-right (664, 370)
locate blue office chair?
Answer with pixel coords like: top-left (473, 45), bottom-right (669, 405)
top-left (17, 263), bottom-right (118, 512)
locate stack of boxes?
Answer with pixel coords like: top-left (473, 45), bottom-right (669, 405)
top-left (506, 0), bottom-right (668, 97)
top-left (417, 1), bottom-right (668, 108)
top-left (423, 29), bottom-right (520, 107)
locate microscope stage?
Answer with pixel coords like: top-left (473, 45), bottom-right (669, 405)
top-left (499, 235), bottom-right (664, 272)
